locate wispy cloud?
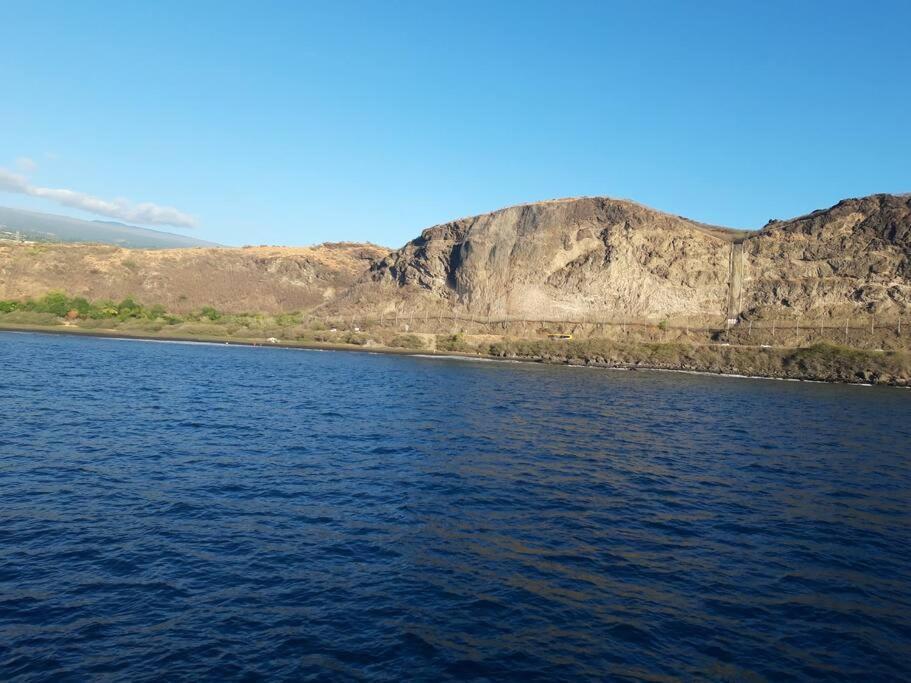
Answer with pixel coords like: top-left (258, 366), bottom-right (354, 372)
top-left (15, 157), bottom-right (38, 173)
top-left (0, 166), bottom-right (197, 228)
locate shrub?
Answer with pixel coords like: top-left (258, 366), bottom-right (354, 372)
top-left (200, 306), bottom-right (221, 321)
top-left (0, 293), bottom-right (176, 323)
top-left (37, 292), bottom-right (72, 317)
top-left (91, 302), bottom-right (120, 319)
top-left (389, 334), bottom-right (424, 350)
top-left (70, 297), bottom-right (92, 316)
top-left (340, 332), bottom-right (369, 346)
top-left (117, 297), bottom-right (143, 319)
top-left (436, 333), bottom-right (473, 352)
top-left (276, 313), bottom-right (301, 327)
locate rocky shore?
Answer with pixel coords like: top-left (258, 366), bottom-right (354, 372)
top-left (3, 321), bottom-right (907, 387)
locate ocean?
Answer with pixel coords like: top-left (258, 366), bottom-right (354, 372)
top-left (1, 332), bottom-right (909, 681)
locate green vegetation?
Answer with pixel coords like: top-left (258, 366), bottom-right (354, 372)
top-left (0, 293), bottom-right (371, 348)
top-left (389, 334), bottom-right (425, 349)
top-left (0, 293), bottom-right (907, 385)
top-left (436, 333), bottom-right (473, 352)
top-left (0, 294), bottom-right (240, 329)
top-left (199, 306), bottom-right (221, 321)
top-left (309, 330), bottom-right (369, 345)
top-left (0, 292), bottom-right (159, 320)
top-left (483, 337), bottom-right (910, 385)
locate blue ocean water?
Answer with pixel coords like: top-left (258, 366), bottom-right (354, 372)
top-left (0, 331), bottom-right (909, 681)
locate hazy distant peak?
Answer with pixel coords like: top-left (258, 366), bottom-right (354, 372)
top-left (0, 205), bottom-right (218, 249)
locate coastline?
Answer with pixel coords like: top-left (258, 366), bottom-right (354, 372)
top-left (2, 322), bottom-right (908, 388)
top-left (0, 322), bottom-right (442, 357)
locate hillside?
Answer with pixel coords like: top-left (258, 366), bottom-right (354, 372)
top-left (333, 193), bottom-right (911, 323)
top-left (0, 242), bottom-right (389, 314)
top-left (3, 193), bottom-right (909, 325)
top-left (0, 205), bottom-right (218, 249)
top-left (742, 194), bottom-right (911, 318)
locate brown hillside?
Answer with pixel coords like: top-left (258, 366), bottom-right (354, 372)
top-left (335, 197), bottom-right (746, 321)
top-left (742, 194), bottom-right (911, 317)
top-left (0, 242), bottom-right (390, 314)
top-left (330, 193), bottom-right (911, 323)
top-left (4, 193), bottom-right (909, 323)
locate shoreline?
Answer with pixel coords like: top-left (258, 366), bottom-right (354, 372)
top-left (2, 322), bottom-right (907, 388)
top-left (0, 322), bottom-right (473, 358)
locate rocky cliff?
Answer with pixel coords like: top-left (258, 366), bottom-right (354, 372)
top-left (0, 242), bottom-right (389, 314)
top-left (4, 193), bottom-right (909, 323)
top-left (341, 197), bottom-right (745, 320)
top-left (336, 193), bottom-right (911, 322)
top-left (742, 194), bottom-right (911, 317)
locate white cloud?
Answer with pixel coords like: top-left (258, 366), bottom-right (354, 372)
top-left (15, 157), bottom-right (38, 173)
top-left (0, 166), bottom-right (198, 228)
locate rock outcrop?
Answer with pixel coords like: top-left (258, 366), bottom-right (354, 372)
top-left (4, 193), bottom-right (909, 323)
top-left (335, 193), bottom-right (911, 322)
top-left (342, 197), bottom-right (746, 321)
top-left (742, 194), bottom-right (911, 317)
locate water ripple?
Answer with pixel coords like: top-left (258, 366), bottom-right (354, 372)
top-left (0, 332), bottom-right (909, 681)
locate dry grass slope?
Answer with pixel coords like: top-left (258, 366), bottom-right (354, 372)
top-left (0, 241), bottom-right (390, 314)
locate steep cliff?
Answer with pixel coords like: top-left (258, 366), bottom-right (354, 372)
top-left (346, 197), bottom-right (746, 320)
top-left (4, 193), bottom-right (909, 323)
top-left (742, 194), bottom-right (911, 317)
top-left (335, 194), bottom-right (911, 322)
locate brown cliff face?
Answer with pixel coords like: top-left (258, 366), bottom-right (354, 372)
top-left (742, 194), bottom-right (911, 316)
top-left (348, 197), bottom-right (746, 320)
top-left (4, 194), bottom-right (909, 322)
top-left (0, 242), bottom-right (389, 314)
top-left (336, 194), bottom-right (911, 322)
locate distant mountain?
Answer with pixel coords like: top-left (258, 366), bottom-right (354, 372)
top-left (0, 206), bottom-right (219, 249)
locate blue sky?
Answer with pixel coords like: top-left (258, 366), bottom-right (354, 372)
top-left (1, 1), bottom-right (908, 247)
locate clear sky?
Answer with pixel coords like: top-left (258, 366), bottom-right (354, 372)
top-left (1, 0), bottom-right (908, 247)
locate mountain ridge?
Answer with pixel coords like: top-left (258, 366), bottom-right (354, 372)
top-left (1, 192), bottom-right (909, 323)
top-left (332, 192), bottom-right (911, 322)
top-left (0, 205), bottom-right (219, 249)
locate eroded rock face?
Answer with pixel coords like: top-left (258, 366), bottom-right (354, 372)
top-left (365, 197), bottom-right (740, 319)
top-left (4, 194), bottom-right (909, 322)
top-left (743, 194), bottom-right (911, 315)
top-left (347, 193), bottom-right (911, 321)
